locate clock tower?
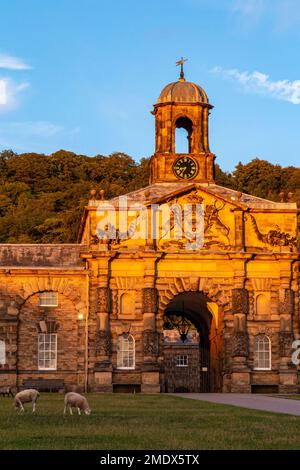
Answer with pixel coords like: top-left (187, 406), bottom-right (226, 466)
top-left (150, 60), bottom-right (215, 184)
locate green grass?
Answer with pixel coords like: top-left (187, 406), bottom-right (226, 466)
top-left (1, 393), bottom-right (300, 450)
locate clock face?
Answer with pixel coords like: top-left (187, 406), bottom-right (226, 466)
top-left (173, 156), bottom-right (198, 180)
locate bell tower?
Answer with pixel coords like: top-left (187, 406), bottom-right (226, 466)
top-left (150, 59), bottom-right (215, 184)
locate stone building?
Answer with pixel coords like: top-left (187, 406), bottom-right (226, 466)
top-left (0, 66), bottom-right (299, 393)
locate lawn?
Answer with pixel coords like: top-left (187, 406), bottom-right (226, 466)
top-left (1, 393), bottom-right (300, 450)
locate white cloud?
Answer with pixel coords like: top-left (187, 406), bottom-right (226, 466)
top-left (0, 121), bottom-right (65, 137)
top-left (0, 80), bottom-right (6, 104)
top-left (212, 66), bottom-right (300, 104)
top-left (0, 53), bottom-right (32, 70)
top-left (0, 78), bottom-right (30, 112)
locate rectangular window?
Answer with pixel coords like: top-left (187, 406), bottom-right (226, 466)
top-left (39, 291), bottom-right (58, 307)
top-left (38, 334), bottom-right (57, 370)
top-left (117, 335), bottom-right (135, 370)
top-left (254, 336), bottom-right (271, 370)
top-left (176, 355), bottom-right (188, 367)
top-left (0, 340), bottom-right (5, 365)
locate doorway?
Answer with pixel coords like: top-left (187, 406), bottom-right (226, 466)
top-left (163, 292), bottom-right (222, 393)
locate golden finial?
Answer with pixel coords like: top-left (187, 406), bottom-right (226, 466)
top-left (176, 57), bottom-right (187, 81)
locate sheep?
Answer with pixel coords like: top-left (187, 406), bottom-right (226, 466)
top-left (14, 389), bottom-right (40, 413)
top-left (0, 386), bottom-right (14, 398)
top-left (64, 392), bottom-right (91, 415)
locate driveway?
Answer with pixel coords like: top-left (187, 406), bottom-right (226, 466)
top-left (174, 393), bottom-right (300, 416)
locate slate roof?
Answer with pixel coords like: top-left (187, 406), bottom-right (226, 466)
top-left (107, 182), bottom-right (297, 210)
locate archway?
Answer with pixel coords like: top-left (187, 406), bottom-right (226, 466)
top-left (162, 292), bottom-right (222, 393)
top-left (175, 116), bottom-right (193, 153)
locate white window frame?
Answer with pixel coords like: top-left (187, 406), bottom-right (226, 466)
top-left (254, 335), bottom-right (271, 370)
top-left (117, 334), bottom-right (135, 370)
top-left (38, 333), bottom-right (57, 370)
top-left (176, 355), bottom-right (188, 367)
top-left (0, 340), bottom-right (5, 365)
top-left (39, 291), bottom-right (58, 307)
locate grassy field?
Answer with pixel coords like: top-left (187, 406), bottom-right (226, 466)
top-left (1, 393), bottom-right (300, 450)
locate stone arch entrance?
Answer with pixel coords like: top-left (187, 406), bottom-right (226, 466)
top-left (162, 292), bottom-right (223, 393)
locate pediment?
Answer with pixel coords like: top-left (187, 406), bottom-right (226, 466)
top-left (147, 185), bottom-right (237, 251)
top-left (148, 184), bottom-right (242, 209)
top-left (80, 183), bottom-right (298, 253)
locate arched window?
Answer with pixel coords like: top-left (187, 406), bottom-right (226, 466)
top-left (254, 335), bottom-right (271, 370)
top-left (117, 334), bottom-right (135, 369)
top-left (120, 292), bottom-right (135, 315)
top-left (175, 116), bottom-right (193, 153)
top-left (0, 340), bottom-right (6, 365)
top-left (256, 294), bottom-right (270, 316)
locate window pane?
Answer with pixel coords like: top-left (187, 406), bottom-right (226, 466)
top-left (254, 335), bottom-right (271, 369)
top-left (117, 335), bottom-right (135, 369)
top-left (38, 333), bottom-right (57, 370)
top-left (0, 340), bottom-right (6, 365)
top-left (39, 292), bottom-right (58, 307)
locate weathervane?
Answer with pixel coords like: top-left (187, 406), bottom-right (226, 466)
top-left (176, 57), bottom-right (187, 81)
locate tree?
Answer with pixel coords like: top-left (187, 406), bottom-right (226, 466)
top-left (0, 150), bottom-right (298, 243)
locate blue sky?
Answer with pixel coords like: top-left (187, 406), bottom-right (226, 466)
top-left (0, 0), bottom-right (299, 171)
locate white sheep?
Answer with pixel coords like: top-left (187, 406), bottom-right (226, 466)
top-left (64, 392), bottom-right (91, 415)
top-left (14, 389), bottom-right (40, 413)
top-left (0, 386), bottom-right (14, 397)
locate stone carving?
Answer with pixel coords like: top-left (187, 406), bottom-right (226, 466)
top-left (90, 234), bottom-right (100, 245)
top-left (96, 331), bottom-right (112, 356)
top-left (257, 325), bottom-right (273, 337)
top-left (232, 288), bottom-right (249, 315)
top-left (248, 214), bottom-right (297, 247)
top-left (278, 331), bottom-right (293, 357)
top-left (231, 331), bottom-right (249, 357)
top-left (279, 289), bottom-right (294, 316)
top-left (204, 200), bottom-right (230, 246)
top-left (158, 196), bottom-right (231, 250)
top-left (143, 329), bottom-right (160, 356)
top-left (142, 288), bottom-right (157, 313)
top-left (98, 287), bottom-right (110, 313)
top-left (183, 190), bottom-right (204, 204)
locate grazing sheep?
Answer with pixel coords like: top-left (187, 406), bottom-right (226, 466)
top-left (14, 389), bottom-right (40, 413)
top-left (0, 386), bottom-right (14, 398)
top-left (64, 392), bottom-right (91, 415)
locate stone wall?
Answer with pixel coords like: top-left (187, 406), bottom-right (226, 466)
top-left (17, 292), bottom-right (85, 389)
top-left (0, 245), bottom-right (85, 267)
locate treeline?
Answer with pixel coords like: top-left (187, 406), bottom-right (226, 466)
top-left (0, 149), bottom-right (299, 243)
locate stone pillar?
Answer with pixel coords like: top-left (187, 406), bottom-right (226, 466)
top-left (278, 288), bottom-right (297, 393)
top-left (230, 288), bottom-right (251, 393)
top-left (141, 256), bottom-right (161, 393)
top-left (94, 255), bottom-right (113, 392)
top-left (141, 287), bottom-right (160, 393)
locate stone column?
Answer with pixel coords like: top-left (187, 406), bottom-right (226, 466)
top-left (141, 256), bottom-right (161, 393)
top-left (231, 288), bottom-right (251, 393)
top-left (94, 255), bottom-right (113, 392)
top-left (278, 288), bottom-right (297, 393)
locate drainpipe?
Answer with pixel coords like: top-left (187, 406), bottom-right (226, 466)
top-left (84, 261), bottom-right (90, 393)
